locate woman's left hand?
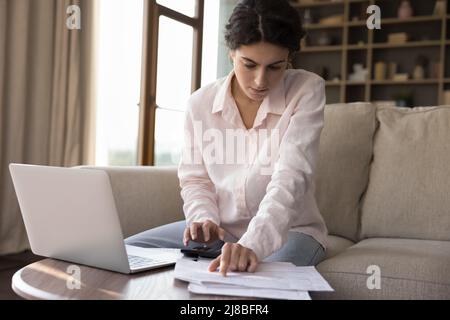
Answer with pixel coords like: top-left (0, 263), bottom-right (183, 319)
top-left (208, 243), bottom-right (258, 276)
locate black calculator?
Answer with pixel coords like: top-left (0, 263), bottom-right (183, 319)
top-left (181, 245), bottom-right (222, 259)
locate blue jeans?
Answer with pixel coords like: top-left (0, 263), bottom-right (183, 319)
top-left (125, 220), bottom-right (326, 266)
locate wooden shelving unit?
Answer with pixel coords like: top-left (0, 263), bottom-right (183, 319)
top-left (290, 0), bottom-right (450, 106)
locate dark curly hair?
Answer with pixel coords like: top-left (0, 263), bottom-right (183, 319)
top-left (224, 0), bottom-right (305, 59)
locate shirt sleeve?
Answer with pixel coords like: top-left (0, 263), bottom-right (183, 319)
top-left (177, 101), bottom-right (221, 227)
top-left (238, 78), bottom-right (326, 261)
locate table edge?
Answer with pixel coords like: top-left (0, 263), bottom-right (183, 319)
top-left (12, 264), bottom-right (69, 300)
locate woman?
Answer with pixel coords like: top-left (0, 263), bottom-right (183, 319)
top-left (126, 0), bottom-right (328, 276)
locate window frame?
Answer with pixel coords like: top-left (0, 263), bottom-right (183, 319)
top-left (138, 0), bottom-right (204, 165)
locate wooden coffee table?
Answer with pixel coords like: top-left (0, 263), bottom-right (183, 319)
top-left (12, 258), bottom-right (237, 300)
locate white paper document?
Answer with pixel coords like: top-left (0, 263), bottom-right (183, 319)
top-left (188, 283), bottom-right (311, 300)
top-left (174, 257), bottom-right (333, 299)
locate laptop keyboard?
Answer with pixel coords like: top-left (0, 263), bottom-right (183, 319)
top-left (127, 254), bottom-right (163, 269)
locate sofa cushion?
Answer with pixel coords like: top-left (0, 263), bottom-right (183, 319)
top-left (313, 238), bottom-right (450, 299)
top-left (315, 103), bottom-right (377, 242)
top-left (360, 106), bottom-right (450, 241)
top-left (325, 235), bottom-right (354, 259)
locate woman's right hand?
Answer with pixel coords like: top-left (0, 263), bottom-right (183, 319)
top-left (183, 219), bottom-right (226, 246)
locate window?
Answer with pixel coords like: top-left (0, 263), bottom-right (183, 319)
top-left (154, 108), bottom-right (185, 165)
top-left (156, 0), bottom-right (197, 18)
top-left (139, 0), bottom-right (220, 166)
top-left (95, 0), bottom-right (144, 166)
top-left (95, 1), bottom-right (220, 166)
top-left (154, 16), bottom-right (194, 165)
top-left (201, 0), bottom-right (220, 87)
top-left (156, 16), bottom-right (194, 113)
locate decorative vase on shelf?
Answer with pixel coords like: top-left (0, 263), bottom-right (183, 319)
top-left (398, 0), bottom-right (413, 19)
top-left (349, 64), bottom-right (368, 82)
top-left (431, 61), bottom-right (442, 78)
top-left (413, 65), bottom-right (424, 80)
top-left (415, 55), bottom-right (429, 78)
top-left (303, 9), bottom-right (313, 25)
top-left (374, 61), bottom-right (387, 80)
top-left (317, 32), bottom-right (331, 46)
top-left (434, 0), bottom-right (445, 16)
top-left (388, 62), bottom-right (398, 79)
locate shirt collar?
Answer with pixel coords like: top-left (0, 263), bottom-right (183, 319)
top-left (212, 69), bottom-right (287, 117)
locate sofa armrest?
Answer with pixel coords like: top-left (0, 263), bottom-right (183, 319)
top-left (74, 165), bottom-right (184, 238)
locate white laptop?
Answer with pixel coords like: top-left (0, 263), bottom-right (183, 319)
top-left (9, 163), bottom-right (181, 274)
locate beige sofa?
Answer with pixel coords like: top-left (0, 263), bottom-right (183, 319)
top-left (80, 103), bottom-right (450, 299)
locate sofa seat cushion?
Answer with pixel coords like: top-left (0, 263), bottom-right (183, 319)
top-left (315, 103), bottom-right (377, 242)
top-left (325, 235), bottom-right (354, 259)
top-left (360, 106), bottom-right (450, 241)
top-left (312, 238), bottom-right (450, 299)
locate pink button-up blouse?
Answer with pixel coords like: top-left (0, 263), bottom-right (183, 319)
top-left (177, 68), bottom-right (328, 261)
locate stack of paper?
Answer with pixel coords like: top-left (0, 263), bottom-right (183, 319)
top-left (174, 257), bottom-right (333, 300)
